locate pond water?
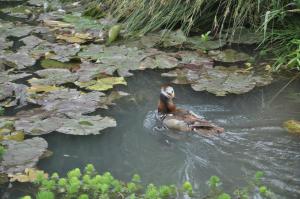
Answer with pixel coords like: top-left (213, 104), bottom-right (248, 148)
top-left (32, 70), bottom-right (300, 199)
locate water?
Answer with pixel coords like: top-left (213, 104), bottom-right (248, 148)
top-left (33, 70), bottom-right (300, 199)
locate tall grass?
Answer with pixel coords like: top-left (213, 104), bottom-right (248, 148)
top-left (96, 0), bottom-right (300, 71)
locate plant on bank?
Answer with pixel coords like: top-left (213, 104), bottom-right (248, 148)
top-left (21, 164), bottom-right (275, 199)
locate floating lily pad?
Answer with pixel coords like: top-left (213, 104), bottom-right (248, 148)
top-left (161, 29), bottom-right (186, 47)
top-left (63, 14), bottom-right (105, 31)
top-left (140, 33), bottom-right (161, 48)
top-left (29, 68), bottom-right (78, 85)
top-left (79, 45), bottom-right (179, 76)
top-left (283, 120), bottom-right (300, 135)
top-left (9, 168), bottom-right (48, 183)
top-left (14, 108), bottom-right (118, 136)
top-left (56, 33), bottom-right (93, 44)
top-left (163, 66), bottom-right (272, 96)
top-left (0, 24), bottom-right (34, 39)
top-left (186, 36), bottom-right (226, 50)
top-left (75, 77), bottom-right (127, 91)
top-left (0, 72), bottom-right (30, 84)
top-left (0, 38), bottom-right (13, 50)
top-left (56, 115), bottom-right (116, 135)
top-left (0, 137), bottom-right (48, 174)
top-left (76, 61), bottom-right (117, 82)
top-left (41, 59), bottom-right (79, 69)
top-left (27, 85), bottom-right (62, 94)
top-left (20, 35), bottom-right (44, 50)
top-left (0, 82), bottom-right (28, 108)
top-left (208, 49), bottom-right (251, 63)
top-left (1, 5), bottom-right (35, 19)
top-left (1, 51), bottom-right (36, 69)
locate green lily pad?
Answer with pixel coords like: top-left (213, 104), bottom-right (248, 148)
top-left (0, 137), bottom-right (48, 174)
top-left (0, 82), bottom-right (28, 108)
top-left (78, 45), bottom-right (179, 77)
top-left (57, 115), bottom-right (116, 135)
top-left (63, 14), bottom-right (105, 32)
top-left (208, 49), bottom-right (251, 63)
top-left (29, 69), bottom-right (79, 85)
top-left (163, 66), bottom-right (272, 96)
top-left (77, 61), bottom-right (117, 82)
top-left (20, 35), bottom-right (44, 51)
top-left (75, 77), bottom-right (127, 91)
top-left (283, 120), bottom-right (300, 135)
top-left (0, 23), bottom-right (34, 39)
top-left (161, 29), bottom-right (186, 47)
top-left (41, 59), bottom-right (79, 69)
top-left (186, 36), bottom-right (226, 50)
top-left (0, 71), bottom-right (31, 84)
top-left (0, 38), bottom-right (13, 50)
top-left (1, 5), bottom-right (35, 19)
top-left (1, 51), bottom-right (36, 69)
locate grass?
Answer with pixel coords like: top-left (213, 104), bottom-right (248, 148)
top-left (97, 0), bottom-right (299, 71)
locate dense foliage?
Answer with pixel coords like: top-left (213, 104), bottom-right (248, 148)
top-left (21, 164), bottom-right (274, 199)
top-left (84, 0), bottom-right (300, 71)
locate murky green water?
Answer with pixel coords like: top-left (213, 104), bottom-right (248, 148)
top-left (30, 71), bottom-right (300, 199)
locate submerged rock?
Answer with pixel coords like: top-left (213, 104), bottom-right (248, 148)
top-left (0, 137), bottom-right (48, 174)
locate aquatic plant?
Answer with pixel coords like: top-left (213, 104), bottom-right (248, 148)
top-left (0, 145), bottom-right (5, 160)
top-left (0, 107), bottom-right (4, 116)
top-left (22, 164), bottom-right (274, 199)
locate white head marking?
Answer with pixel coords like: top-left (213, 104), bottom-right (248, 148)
top-left (161, 86), bottom-right (175, 98)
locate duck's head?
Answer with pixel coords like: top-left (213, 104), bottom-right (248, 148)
top-left (161, 85), bottom-right (175, 99)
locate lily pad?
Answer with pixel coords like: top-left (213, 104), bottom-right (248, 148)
top-left (1, 5), bottom-right (35, 19)
top-left (0, 72), bottom-right (30, 84)
top-left (186, 36), bottom-right (226, 50)
top-left (63, 14), bottom-right (105, 32)
top-left (161, 29), bottom-right (186, 47)
top-left (0, 137), bottom-right (48, 174)
top-left (0, 38), bottom-right (13, 50)
top-left (0, 23), bottom-right (34, 39)
top-left (56, 33), bottom-right (93, 44)
top-left (75, 77), bottom-right (127, 91)
top-left (29, 68), bottom-right (79, 85)
top-left (163, 66), bottom-right (272, 96)
top-left (41, 59), bottom-right (79, 69)
top-left (1, 51), bottom-right (36, 69)
top-left (56, 115), bottom-right (116, 135)
top-left (27, 85), bottom-right (62, 94)
top-left (78, 45), bottom-right (179, 77)
top-left (283, 120), bottom-right (300, 135)
top-left (20, 35), bottom-right (44, 50)
top-left (208, 49), bottom-right (251, 63)
top-left (76, 61), bottom-right (117, 82)
top-left (0, 82), bottom-right (28, 108)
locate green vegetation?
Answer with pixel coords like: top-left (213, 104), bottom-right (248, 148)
top-left (0, 145), bottom-right (5, 160)
top-left (86, 0), bottom-right (300, 72)
top-left (0, 107), bottom-right (4, 116)
top-left (21, 164), bottom-right (274, 199)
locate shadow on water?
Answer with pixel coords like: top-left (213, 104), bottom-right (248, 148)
top-left (33, 70), bottom-right (300, 199)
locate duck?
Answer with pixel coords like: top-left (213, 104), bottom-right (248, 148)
top-left (157, 85), bottom-right (224, 135)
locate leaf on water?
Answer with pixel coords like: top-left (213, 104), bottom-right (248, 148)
top-left (75, 77), bottom-right (127, 91)
top-left (0, 137), bottom-right (48, 174)
top-left (108, 24), bottom-right (121, 43)
top-left (186, 36), bottom-right (226, 50)
top-left (163, 65), bottom-right (272, 96)
top-left (41, 59), bottom-right (79, 69)
top-left (161, 29), bottom-right (187, 47)
top-left (283, 120), bottom-right (300, 135)
top-left (27, 85), bottom-right (62, 94)
top-left (28, 69), bottom-right (79, 85)
top-left (208, 49), bottom-right (251, 63)
top-left (43, 20), bottom-right (74, 28)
